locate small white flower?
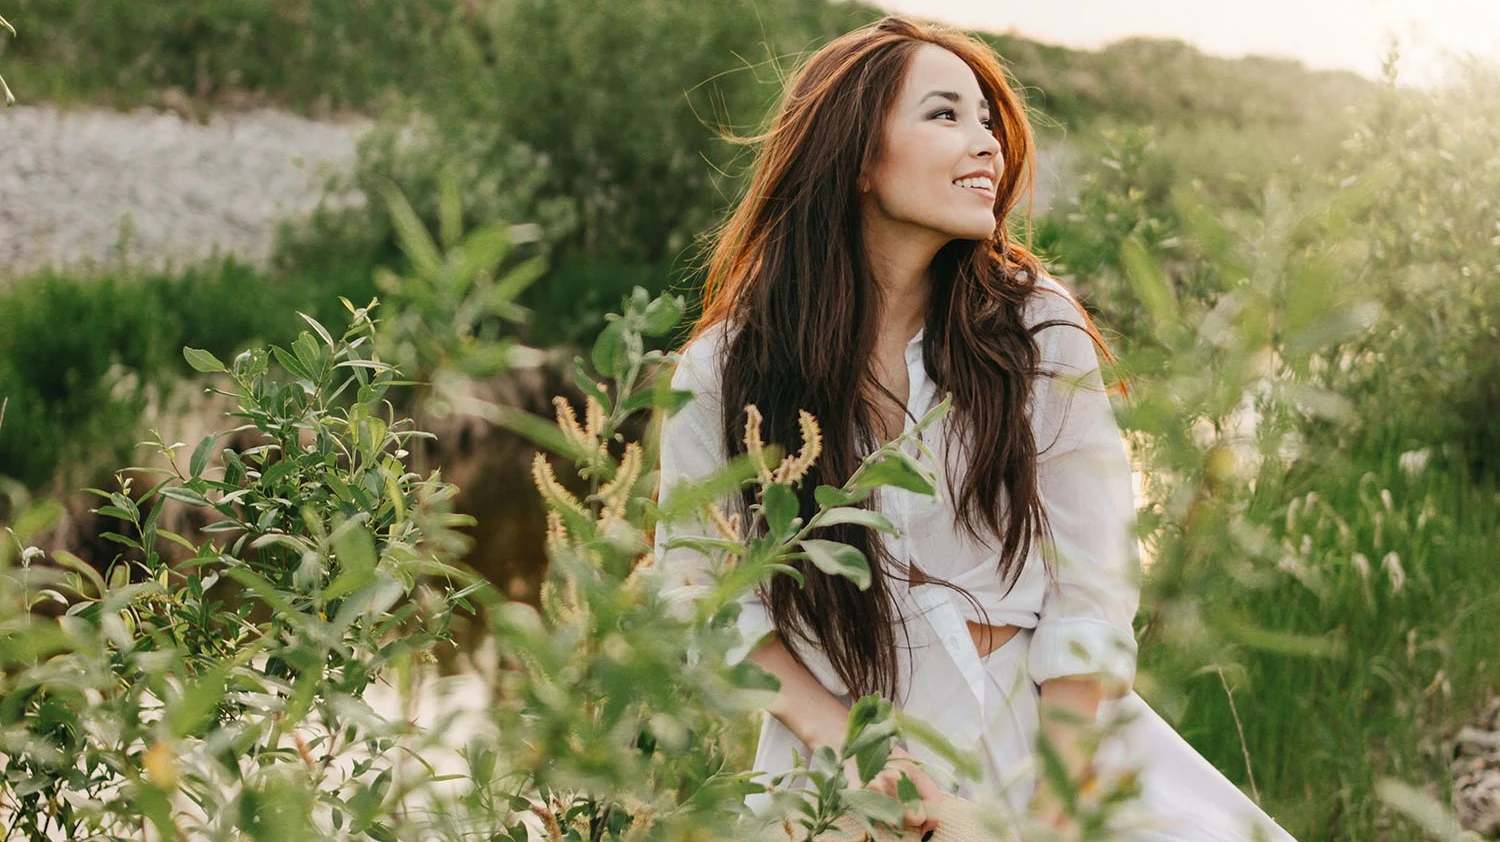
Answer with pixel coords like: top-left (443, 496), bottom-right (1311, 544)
top-left (1381, 551), bottom-right (1405, 595)
top-left (1351, 552), bottom-right (1371, 580)
top-left (1398, 448), bottom-right (1431, 477)
top-left (1380, 489), bottom-right (1394, 512)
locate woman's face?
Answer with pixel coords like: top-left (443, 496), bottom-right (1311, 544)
top-left (861, 44), bottom-right (1004, 244)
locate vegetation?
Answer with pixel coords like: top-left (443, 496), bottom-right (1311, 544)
top-left (0, 9), bottom-right (13, 106)
top-left (1, 1), bottom-right (1497, 839)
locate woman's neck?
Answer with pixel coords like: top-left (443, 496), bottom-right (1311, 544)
top-left (863, 218), bottom-right (942, 344)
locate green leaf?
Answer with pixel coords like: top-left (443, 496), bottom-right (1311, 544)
top-left (591, 321), bottom-right (629, 382)
top-left (762, 484), bottom-right (799, 541)
top-left (53, 550), bottom-right (107, 598)
top-left (379, 182), bottom-right (443, 278)
top-left (656, 454), bottom-right (764, 522)
top-left (272, 346), bottom-right (314, 383)
top-left (1122, 236), bottom-right (1178, 328)
top-left (815, 507), bottom-right (896, 534)
top-left (183, 347), bottom-right (227, 373)
top-left (814, 484), bottom-right (872, 507)
top-left (189, 434), bottom-right (219, 479)
top-left (573, 357), bottom-right (613, 414)
top-left (292, 331), bottom-right (327, 381)
top-left (160, 487), bottom-right (211, 508)
top-left (841, 789), bottom-right (905, 826)
top-left (169, 663), bottom-right (230, 738)
top-left (896, 774), bottom-right (921, 805)
top-left (852, 451), bottom-right (934, 496)
top-left (640, 294), bottom-right (685, 336)
top-left (326, 523), bottom-right (377, 601)
top-left (799, 539), bottom-right (871, 589)
top-left (298, 312), bottom-right (336, 348)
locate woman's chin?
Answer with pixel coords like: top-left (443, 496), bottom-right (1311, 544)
top-left (945, 220), bottom-right (999, 241)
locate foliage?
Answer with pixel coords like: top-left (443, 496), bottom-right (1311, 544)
top-left (1316, 60), bottom-right (1500, 480)
top-left (0, 279), bottom-right (1012, 840)
top-left (0, 260), bottom-right (376, 490)
top-left (0, 302), bottom-right (480, 839)
top-left (1032, 57), bottom-right (1500, 838)
top-left (0, 0), bottom-right (463, 111)
top-left (1, 8), bottom-right (15, 106)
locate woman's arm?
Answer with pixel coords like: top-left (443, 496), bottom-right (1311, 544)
top-left (745, 635), bottom-right (852, 750)
top-left (1022, 284), bottom-right (1141, 822)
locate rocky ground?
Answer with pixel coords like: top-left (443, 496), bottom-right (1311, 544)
top-left (0, 104), bottom-right (370, 282)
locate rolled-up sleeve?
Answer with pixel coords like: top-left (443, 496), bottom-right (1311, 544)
top-left (653, 333), bottom-right (775, 664)
top-left (1024, 291), bottom-right (1141, 693)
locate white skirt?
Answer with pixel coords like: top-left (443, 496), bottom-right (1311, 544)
top-left (744, 623), bottom-right (1298, 842)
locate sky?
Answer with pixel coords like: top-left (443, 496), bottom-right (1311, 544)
top-left (874, 0), bottom-right (1500, 85)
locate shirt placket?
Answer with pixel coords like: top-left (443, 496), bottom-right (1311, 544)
top-left (896, 335), bottom-right (993, 720)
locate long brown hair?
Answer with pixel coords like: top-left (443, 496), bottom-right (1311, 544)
top-left (691, 15), bottom-right (1081, 700)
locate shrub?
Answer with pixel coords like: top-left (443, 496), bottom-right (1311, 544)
top-left (0, 260), bottom-right (377, 490)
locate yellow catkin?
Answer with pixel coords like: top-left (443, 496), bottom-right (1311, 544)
top-left (544, 511), bottom-right (569, 555)
top-left (552, 396), bottom-right (589, 449)
top-left (774, 410), bottom-right (823, 485)
top-left (585, 391), bottom-right (607, 439)
top-left (706, 502), bottom-right (742, 541)
top-left (528, 802), bottom-right (564, 842)
top-left (530, 453), bottom-right (586, 515)
top-left (743, 405), bottom-right (774, 485)
top-left (598, 442), bottom-right (643, 522)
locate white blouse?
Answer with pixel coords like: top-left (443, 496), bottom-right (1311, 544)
top-left (654, 274), bottom-right (1140, 716)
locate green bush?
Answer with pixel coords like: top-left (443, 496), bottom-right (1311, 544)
top-left (0, 260), bottom-right (377, 489)
top-left (2, 0), bottom-right (463, 110)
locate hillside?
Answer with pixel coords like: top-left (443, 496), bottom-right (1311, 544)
top-left (0, 0), bottom-right (1373, 131)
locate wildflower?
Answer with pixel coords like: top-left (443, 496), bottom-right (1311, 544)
top-left (531, 453), bottom-right (589, 522)
top-left (1398, 448), bottom-right (1431, 477)
top-left (706, 502), bottom-right (742, 542)
top-left (553, 395), bottom-right (609, 478)
top-left (585, 389), bottom-right (606, 439)
top-left (598, 442), bottom-right (643, 522)
top-left (772, 410), bottom-right (823, 485)
top-left (743, 405), bottom-right (774, 485)
top-left (1381, 551), bottom-right (1406, 594)
top-left (1351, 552), bottom-right (1371, 580)
top-left (529, 801), bottom-right (564, 841)
top-left (1380, 488), bottom-right (1394, 512)
top-left (544, 511), bottom-right (569, 555)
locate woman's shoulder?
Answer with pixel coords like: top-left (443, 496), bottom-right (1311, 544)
top-left (670, 320), bottom-right (737, 404)
top-left (1022, 274), bottom-right (1088, 331)
top-left (1021, 275), bottom-right (1103, 373)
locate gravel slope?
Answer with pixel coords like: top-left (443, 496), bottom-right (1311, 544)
top-left (0, 105), bottom-right (370, 282)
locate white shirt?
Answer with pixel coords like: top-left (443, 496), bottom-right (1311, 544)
top-left (654, 275), bottom-right (1140, 740)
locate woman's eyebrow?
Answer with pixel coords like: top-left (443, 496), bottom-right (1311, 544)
top-left (919, 90), bottom-right (992, 112)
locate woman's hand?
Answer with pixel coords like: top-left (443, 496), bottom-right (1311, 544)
top-left (846, 747), bottom-right (944, 837)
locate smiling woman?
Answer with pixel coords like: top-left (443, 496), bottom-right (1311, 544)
top-left (657, 14), bottom-right (1302, 841)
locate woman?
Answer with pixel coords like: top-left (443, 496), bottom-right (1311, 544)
top-left (655, 15), bottom-right (1297, 841)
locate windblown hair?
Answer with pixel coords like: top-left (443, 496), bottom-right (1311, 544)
top-left (691, 15), bottom-right (1087, 700)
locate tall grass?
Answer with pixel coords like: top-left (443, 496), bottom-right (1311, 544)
top-left (1153, 432), bottom-right (1499, 836)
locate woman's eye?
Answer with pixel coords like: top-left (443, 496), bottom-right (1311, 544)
top-left (981, 117), bottom-right (994, 130)
top-left (931, 108), bottom-right (957, 121)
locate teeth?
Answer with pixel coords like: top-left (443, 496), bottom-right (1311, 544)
top-left (953, 177), bottom-right (993, 190)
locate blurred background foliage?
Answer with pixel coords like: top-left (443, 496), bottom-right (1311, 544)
top-left (0, 0), bottom-right (1498, 839)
